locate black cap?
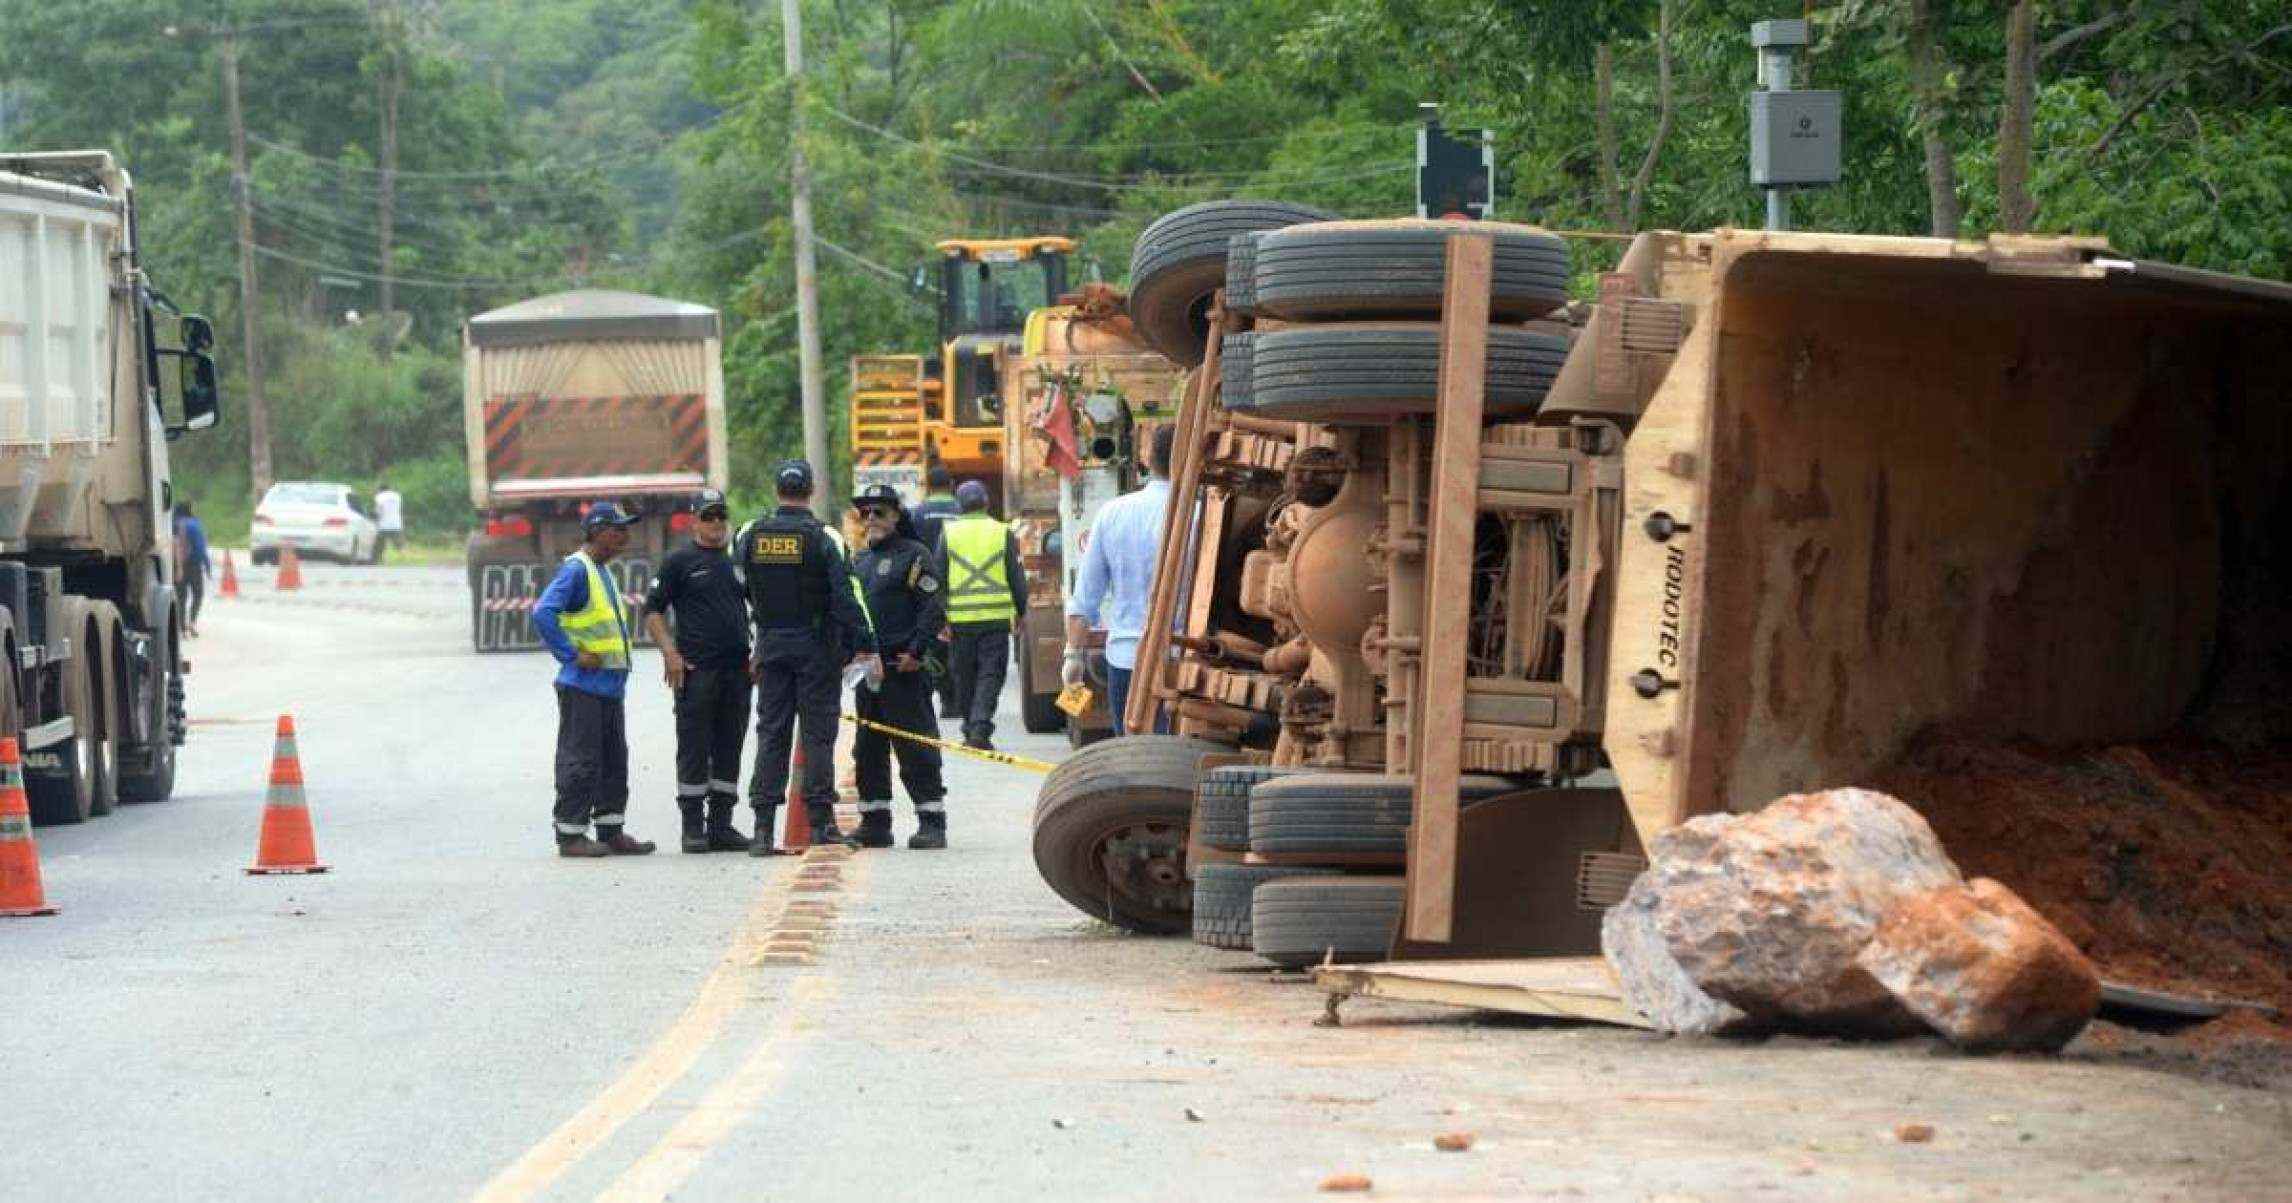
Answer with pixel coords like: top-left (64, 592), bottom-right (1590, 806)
top-left (692, 488), bottom-right (729, 518)
top-left (774, 459), bottom-right (815, 496)
top-left (851, 483), bottom-right (905, 511)
top-left (581, 501), bottom-right (640, 532)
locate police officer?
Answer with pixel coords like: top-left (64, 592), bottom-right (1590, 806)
top-left (938, 480), bottom-right (1028, 751)
top-left (643, 488), bottom-right (752, 853)
top-left (738, 460), bottom-right (877, 852)
top-left (848, 484), bottom-right (950, 849)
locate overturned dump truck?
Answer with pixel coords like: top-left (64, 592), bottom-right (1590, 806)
top-left (1032, 203), bottom-right (2292, 969)
top-left (462, 290), bottom-right (727, 652)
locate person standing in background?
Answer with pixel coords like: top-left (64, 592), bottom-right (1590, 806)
top-left (530, 503), bottom-right (656, 858)
top-left (173, 501), bottom-right (210, 638)
top-left (938, 480), bottom-right (1027, 751)
top-left (1064, 424), bottom-right (1174, 734)
top-left (373, 481), bottom-right (405, 559)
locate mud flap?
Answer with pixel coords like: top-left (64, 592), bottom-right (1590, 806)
top-left (470, 558), bottom-right (658, 654)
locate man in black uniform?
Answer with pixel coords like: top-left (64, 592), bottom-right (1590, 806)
top-left (643, 488), bottom-right (752, 853)
top-left (910, 465), bottom-right (964, 720)
top-left (848, 485), bottom-right (950, 849)
top-left (738, 460), bottom-right (877, 852)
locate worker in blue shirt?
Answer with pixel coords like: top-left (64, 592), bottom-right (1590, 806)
top-left (173, 501), bottom-right (212, 637)
top-left (531, 502), bottom-right (657, 859)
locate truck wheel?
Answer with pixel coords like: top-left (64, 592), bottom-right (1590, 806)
top-left (1251, 875), bottom-right (1405, 968)
top-left (1218, 333), bottom-right (1254, 409)
top-left (116, 621), bottom-right (178, 806)
top-left (26, 609), bottom-right (99, 826)
top-left (1192, 861), bottom-right (1324, 950)
top-left (1251, 219), bottom-right (1571, 322)
top-left (1127, 200), bottom-right (1334, 367)
top-left (1031, 734), bottom-right (1225, 934)
top-left (251, 549), bottom-right (276, 567)
top-left (1247, 772), bottom-right (1516, 855)
top-left (1195, 763), bottom-right (1316, 852)
top-left (1013, 634), bottom-right (1063, 734)
top-left (1232, 323), bottom-right (1571, 424)
top-left (1223, 233), bottom-right (1261, 319)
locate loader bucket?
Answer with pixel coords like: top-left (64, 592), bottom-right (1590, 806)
top-left (1605, 231), bottom-right (2292, 847)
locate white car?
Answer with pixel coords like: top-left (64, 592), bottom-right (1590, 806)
top-left (251, 481), bottom-right (382, 565)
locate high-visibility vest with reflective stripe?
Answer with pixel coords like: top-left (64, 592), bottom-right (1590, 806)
top-left (559, 552), bottom-right (631, 671)
top-left (942, 514), bottom-right (1017, 625)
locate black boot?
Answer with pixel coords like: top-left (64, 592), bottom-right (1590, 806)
top-left (807, 803), bottom-right (860, 848)
top-left (748, 805), bottom-right (782, 856)
top-left (854, 808), bottom-right (894, 849)
top-left (680, 800), bottom-right (709, 853)
top-left (704, 796), bottom-right (751, 852)
top-left (908, 810), bottom-right (947, 850)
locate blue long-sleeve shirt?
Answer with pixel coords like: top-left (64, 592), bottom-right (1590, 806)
top-left (530, 555), bottom-right (631, 699)
top-left (1066, 478), bottom-right (1170, 671)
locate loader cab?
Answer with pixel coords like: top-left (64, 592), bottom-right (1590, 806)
top-left (932, 238), bottom-right (1073, 430)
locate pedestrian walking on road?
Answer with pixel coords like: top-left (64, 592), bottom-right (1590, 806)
top-left (739, 461), bottom-right (878, 852)
top-left (173, 501), bottom-right (211, 637)
top-left (374, 481), bottom-right (405, 558)
top-left (1066, 423), bottom-right (1175, 735)
top-left (643, 488), bottom-right (753, 853)
top-left (849, 485), bottom-right (950, 849)
top-left (531, 502), bottom-right (656, 858)
top-left (938, 480), bottom-right (1027, 751)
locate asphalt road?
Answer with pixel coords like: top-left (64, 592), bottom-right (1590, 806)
top-left (7, 561), bottom-right (2286, 1201)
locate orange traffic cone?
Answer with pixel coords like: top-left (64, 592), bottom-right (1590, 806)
top-left (780, 746), bottom-right (811, 852)
top-left (248, 715), bottom-right (328, 875)
top-left (0, 738), bottom-right (58, 916)
top-left (218, 550), bottom-right (240, 599)
top-left (275, 545), bottom-right (303, 591)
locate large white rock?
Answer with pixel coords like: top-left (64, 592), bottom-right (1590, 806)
top-left (1620, 788), bottom-right (1960, 1034)
top-left (1602, 877), bottom-right (1753, 1035)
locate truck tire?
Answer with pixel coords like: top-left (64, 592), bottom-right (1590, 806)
top-left (1251, 219), bottom-right (1571, 322)
top-left (1195, 763), bottom-right (1316, 851)
top-left (1251, 875), bottom-right (1405, 968)
top-left (26, 605), bottom-right (99, 826)
top-left (116, 616), bottom-right (178, 805)
top-left (1192, 861), bottom-right (1324, 950)
top-left (1218, 333), bottom-right (1254, 409)
top-left (1247, 772), bottom-right (1516, 856)
top-left (1032, 734), bottom-right (1225, 934)
top-left (1223, 233), bottom-right (1260, 319)
top-left (1127, 200), bottom-right (1334, 367)
top-left (1014, 633), bottom-right (1063, 734)
top-left (1233, 323), bottom-right (1571, 423)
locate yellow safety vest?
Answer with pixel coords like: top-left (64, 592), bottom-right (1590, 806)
top-left (558, 551), bottom-right (631, 671)
top-left (942, 514), bottom-right (1017, 625)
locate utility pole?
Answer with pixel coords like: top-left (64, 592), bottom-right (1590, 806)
top-left (219, 27), bottom-right (274, 495)
top-left (376, 2), bottom-right (401, 361)
top-left (781, 0), bottom-right (831, 520)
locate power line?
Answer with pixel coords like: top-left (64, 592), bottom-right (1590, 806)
top-left (245, 118), bottom-right (722, 180)
top-left (249, 243), bottom-right (556, 290)
top-left (821, 107), bottom-right (1412, 193)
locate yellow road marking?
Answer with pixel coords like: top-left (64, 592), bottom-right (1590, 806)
top-left (840, 712), bottom-right (1057, 773)
top-left (467, 865), bottom-right (799, 1203)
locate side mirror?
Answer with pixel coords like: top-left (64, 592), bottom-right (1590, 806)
top-left (180, 354), bottom-right (220, 430)
top-left (181, 313), bottom-right (214, 354)
top-left (909, 266), bottom-right (929, 296)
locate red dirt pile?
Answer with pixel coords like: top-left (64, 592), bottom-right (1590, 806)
top-left (1874, 737), bottom-right (2292, 1040)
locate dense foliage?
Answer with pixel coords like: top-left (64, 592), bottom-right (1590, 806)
top-left (4, 0), bottom-right (2287, 536)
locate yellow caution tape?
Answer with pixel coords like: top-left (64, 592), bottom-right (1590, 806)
top-left (839, 713), bottom-right (1059, 774)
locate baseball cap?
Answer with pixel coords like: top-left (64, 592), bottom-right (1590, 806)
top-left (851, 483), bottom-right (904, 511)
top-left (774, 459), bottom-right (815, 495)
top-left (955, 480), bottom-right (991, 509)
top-left (692, 488), bottom-right (730, 519)
top-left (581, 501), bottom-right (640, 531)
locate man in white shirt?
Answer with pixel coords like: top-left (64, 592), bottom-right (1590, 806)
top-left (374, 482), bottom-right (405, 557)
top-left (1063, 424), bottom-right (1175, 735)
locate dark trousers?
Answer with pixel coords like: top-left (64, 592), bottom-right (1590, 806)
top-left (749, 631), bottom-right (840, 824)
top-left (554, 684), bottom-right (629, 836)
top-left (854, 668), bottom-right (945, 812)
top-left (183, 570), bottom-right (206, 627)
top-left (674, 663), bottom-right (750, 820)
top-left (1106, 666), bottom-right (1132, 737)
top-left (948, 622), bottom-right (1011, 743)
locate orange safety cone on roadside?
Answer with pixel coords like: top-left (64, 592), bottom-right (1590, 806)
top-left (0, 738), bottom-right (58, 917)
top-left (275, 545), bottom-right (303, 591)
top-left (218, 550), bottom-right (240, 599)
top-left (248, 715), bottom-right (329, 875)
top-left (781, 746), bottom-right (811, 852)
